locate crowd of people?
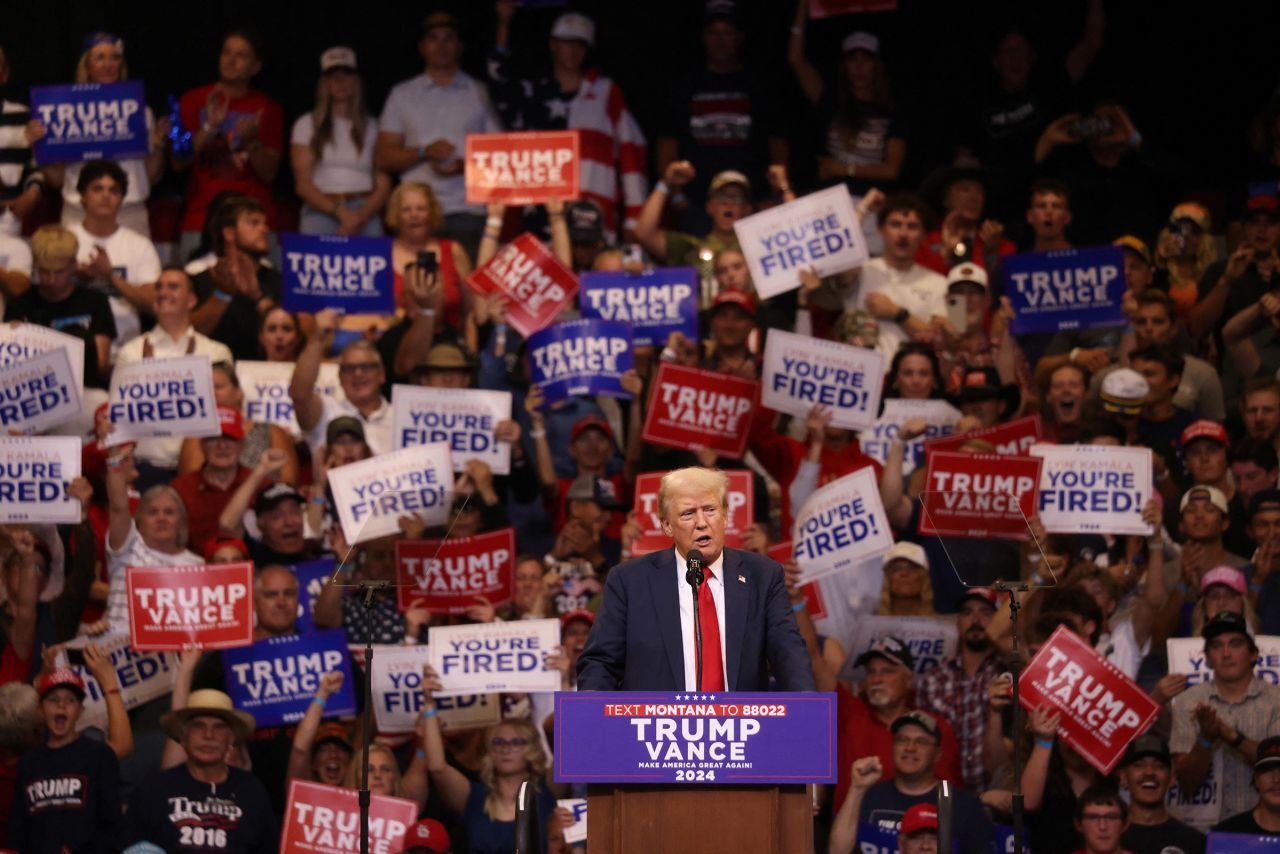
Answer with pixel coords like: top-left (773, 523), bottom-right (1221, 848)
top-left (3, 1), bottom-right (1280, 853)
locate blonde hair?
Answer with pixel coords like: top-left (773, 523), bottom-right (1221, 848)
top-left (479, 718), bottom-right (547, 820)
top-left (309, 72), bottom-right (369, 158)
top-left (0, 682), bottom-right (39, 754)
top-left (876, 560), bottom-right (935, 615)
top-left (74, 42), bottom-right (128, 84)
top-left (658, 467), bottom-right (729, 520)
top-left (385, 182), bottom-right (444, 234)
top-left (31, 225), bottom-right (79, 269)
top-left (342, 743), bottom-right (404, 796)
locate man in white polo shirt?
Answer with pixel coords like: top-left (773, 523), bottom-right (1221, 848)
top-left (290, 307), bottom-right (392, 455)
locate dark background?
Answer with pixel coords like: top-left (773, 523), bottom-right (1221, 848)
top-left (4, 0), bottom-right (1278, 224)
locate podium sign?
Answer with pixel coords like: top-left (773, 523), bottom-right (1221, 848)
top-left (554, 692), bottom-right (836, 784)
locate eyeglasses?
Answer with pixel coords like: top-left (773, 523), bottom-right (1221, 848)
top-left (1080, 812), bottom-right (1124, 824)
top-left (339, 362), bottom-right (381, 375)
top-left (490, 737), bottom-right (528, 750)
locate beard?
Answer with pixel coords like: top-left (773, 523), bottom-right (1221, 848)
top-left (962, 632), bottom-right (992, 653)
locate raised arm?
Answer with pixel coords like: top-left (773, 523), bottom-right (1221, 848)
top-left (289, 308), bottom-right (338, 435)
top-left (105, 446), bottom-right (137, 551)
top-left (219, 448), bottom-right (287, 537)
top-left (84, 641), bottom-right (134, 759)
top-left (287, 671), bottom-right (345, 782)
top-left (419, 665), bottom-right (473, 813)
top-left (523, 385), bottom-right (557, 490)
top-left (787, 0), bottom-right (824, 105)
top-left (881, 419), bottom-right (926, 530)
top-left (828, 757), bottom-right (883, 854)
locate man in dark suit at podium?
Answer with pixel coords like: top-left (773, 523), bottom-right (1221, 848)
top-left (577, 467), bottom-right (816, 692)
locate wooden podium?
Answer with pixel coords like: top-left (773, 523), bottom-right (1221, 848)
top-left (585, 782), bottom-right (813, 852)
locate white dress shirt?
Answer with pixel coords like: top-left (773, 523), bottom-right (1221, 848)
top-left (674, 547), bottom-right (729, 692)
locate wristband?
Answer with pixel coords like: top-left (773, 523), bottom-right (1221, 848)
top-left (312, 696), bottom-right (327, 708)
top-left (213, 289), bottom-right (233, 302)
top-left (421, 707), bottom-right (438, 719)
top-left (1249, 582), bottom-right (1263, 593)
top-left (529, 428), bottom-right (546, 439)
top-left (1196, 736), bottom-right (1214, 750)
top-left (104, 687), bottom-right (121, 695)
top-left (655, 180), bottom-right (670, 195)
top-left (791, 601), bottom-right (805, 613)
top-left (310, 495), bottom-right (327, 506)
top-left (1175, 581), bottom-right (1189, 595)
top-left (1034, 737), bottom-right (1055, 750)
top-left (416, 749), bottom-right (426, 760)
top-left (485, 216), bottom-right (503, 229)
top-left (1128, 131), bottom-right (1143, 148)
top-left (417, 307), bottom-right (437, 318)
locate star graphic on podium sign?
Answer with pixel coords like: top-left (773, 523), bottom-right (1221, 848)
top-left (708, 695), bottom-right (716, 701)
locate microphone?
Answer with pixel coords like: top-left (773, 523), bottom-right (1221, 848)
top-left (686, 548), bottom-right (705, 691)
top-left (685, 548), bottom-right (705, 588)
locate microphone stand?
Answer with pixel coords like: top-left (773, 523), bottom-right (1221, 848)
top-left (995, 580), bottom-right (1029, 854)
top-left (686, 560), bottom-right (705, 692)
top-left (352, 579), bottom-right (394, 854)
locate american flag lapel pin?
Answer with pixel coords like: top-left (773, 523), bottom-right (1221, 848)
top-left (737, 575), bottom-right (746, 584)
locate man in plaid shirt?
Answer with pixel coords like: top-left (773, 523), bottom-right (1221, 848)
top-left (916, 587), bottom-right (1002, 791)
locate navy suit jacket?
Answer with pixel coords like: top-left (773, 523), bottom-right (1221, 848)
top-left (576, 547), bottom-right (817, 692)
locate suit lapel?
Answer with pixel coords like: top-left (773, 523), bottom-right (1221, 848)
top-left (723, 549), bottom-right (748, 691)
top-left (647, 550), bottom-right (685, 689)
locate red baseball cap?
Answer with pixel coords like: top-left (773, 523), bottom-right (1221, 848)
top-left (37, 667), bottom-right (86, 700)
top-left (403, 818), bottom-right (451, 853)
top-left (712, 288), bottom-right (757, 317)
top-left (215, 406), bottom-right (246, 441)
top-left (958, 587), bottom-right (998, 609)
top-left (203, 536), bottom-right (249, 561)
top-left (571, 414), bottom-right (616, 447)
top-left (1181, 419), bottom-right (1228, 449)
top-left (561, 608), bottom-right (596, 629)
top-left (900, 802), bottom-right (939, 836)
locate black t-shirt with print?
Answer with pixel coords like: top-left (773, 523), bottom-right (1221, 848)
top-left (4, 285), bottom-right (117, 389)
top-left (1122, 817), bottom-right (1206, 854)
top-left (124, 764), bottom-right (278, 853)
top-left (7, 735), bottom-right (121, 854)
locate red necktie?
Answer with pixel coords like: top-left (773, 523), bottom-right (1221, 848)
top-left (696, 566), bottom-right (725, 692)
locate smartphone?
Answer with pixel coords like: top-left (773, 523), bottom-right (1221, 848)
top-left (946, 294), bottom-right (968, 332)
top-left (623, 244), bottom-right (645, 267)
top-left (416, 250), bottom-right (438, 273)
top-left (65, 648), bottom-right (86, 667)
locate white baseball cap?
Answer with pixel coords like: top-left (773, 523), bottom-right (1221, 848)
top-left (841, 31), bottom-right (880, 56)
top-left (946, 263), bottom-right (989, 291)
top-left (883, 541), bottom-right (928, 570)
top-left (320, 46), bottom-right (357, 72)
top-left (551, 13), bottom-right (596, 47)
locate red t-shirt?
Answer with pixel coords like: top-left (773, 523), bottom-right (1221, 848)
top-left (834, 684), bottom-right (965, 811)
top-left (178, 83), bottom-right (284, 231)
top-left (171, 466), bottom-right (258, 556)
top-left (915, 230), bottom-right (1016, 275)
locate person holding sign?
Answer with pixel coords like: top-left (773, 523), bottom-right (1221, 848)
top-left (578, 466), bottom-right (815, 692)
top-left (420, 665), bottom-right (563, 852)
top-left (292, 314), bottom-right (392, 455)
top-left (1170, 611), bottom-right (1280, 825)
top-left (24, 32), bottom-right (169, 234)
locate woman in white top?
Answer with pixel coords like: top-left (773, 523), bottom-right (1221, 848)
top-left (26, 33), bottom-right (169, 235)
top-left (291, 47), bottom-right (390, 236)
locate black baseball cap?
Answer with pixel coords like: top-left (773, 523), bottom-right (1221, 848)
top-left (1255, 736), bottom-right (1280, 772)
top-left (890, 710), bottom-right (940, 741)
top-left (855, 636), bottom-right (914, 671)
top-left (1119, 732), bottom-right (1170, 768)
top-left (255, 482), bottom-right (304, 515)
top-left (1201, 610), bottom-right (1253, 644)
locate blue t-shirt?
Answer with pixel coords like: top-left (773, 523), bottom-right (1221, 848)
top-left (462, 778), bottom-right (557, 854)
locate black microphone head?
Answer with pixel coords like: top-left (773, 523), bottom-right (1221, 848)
top-left (687, 548), bottom-right (704, 567)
